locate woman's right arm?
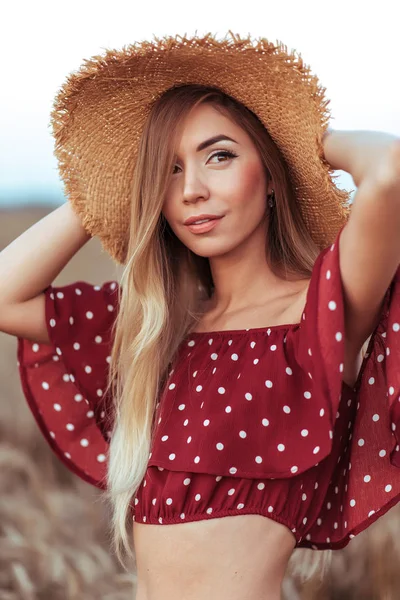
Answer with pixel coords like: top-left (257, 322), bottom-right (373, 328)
top-left (0, 202), bottom-right (92, 343)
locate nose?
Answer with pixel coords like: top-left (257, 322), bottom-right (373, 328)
top-left (182, 168), bottom-right (210, 205)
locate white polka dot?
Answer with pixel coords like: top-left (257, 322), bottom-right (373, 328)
top-left (218, 387), bottom-right (226, 394)
top-left (229, 467), bottom-right (237, 474)
top-left (187, 436), bottom-right (192, 443)
top-left (231, 353), bottom-right (239, 361)
top-left (385, 484), bottom-right (392, 493)
top-left (379, 449), bottom-right (387, 457)
top-left (80, 438), bottom-right (89, 447)
top-left (268, 506), bottom-right (274, 513)
top-left (304, 391), bottom-right (311, 399)
top-left (262, 418), bottom-right (269, 427)
top-left (257, 483), bottom-right (265, 490)
top-left (42, 382), bottom-right (50, 390)
top-left (283, 405), bottom-right (291, 414)
top-left (178, 404), bottom-right (185, 410)
top-left (195, 493), bottom-right (201, 501)
top-left (49, 319), bottom-right (56, 328)
top-left (358, 438), bottom-right (365, 447)
top-left (336, 332), bottom-right (343, 342)
top-left (291, 466), bottom-right (298, 473)
top-left (277, 444), bottom-right (285, 452)
top-left (350, 499), bottom-right (356, 507)
top-left (166, 498), bottom-right (173, 505)
top-left (250, 341), bottom-right (256, 348)
top-left (53, 403), bottom-right (61, 411)
top-left (302, 493), bottom-right (307, 501)
top-left (237, 503), bottom-right (245, 509)
top-left (203, 419), bottom-right (210, 426)
top-left (320, 408), bottom-right (325, 417)
top-left (97, 454), bottom-right (106, 462)
top-left (253, 358), bottom-right (259, 364)
top-left (216, 443), bottom-right (224, 450)
top-left (301, 429), bottom-right (309, 437)
top-left (270, 345), bottom-right (277, 351)
top-left (364, 475), bottom-right (371, 483)
top-left (255, 456), bottom-right (263, 464)
top-left (265, 380), bottom-right (273, 388)
top-left (169, 453), bottom-right (176, 460)
top-left (161, 435), bottom-right (169, 442)
top-left (313, 446), bottom-right (320, 454)
top-left (286, 367), bottom-right (293, 375)
top-left (86, 311), bottom-right (94, 319)
top-left (206, 508), bottom-right (213, 514)
top-left (196, 385), bottom-right (202, 392)
top-left (183, 419), bottom-right (189, 426)
top-left (239, 430), bottom-right (247, 438)
top-left (66, 423), bottom-right (74, 431)
top-left (169, 383), bottom-right (176, 390)
top-left (245, 393), bottom-right (252, 401)
top-left (85, 365), bottom-right (92, 374)
top-left (74, 394), bottom-right (83, 402)
top-left (225, 406), bottom-right (232, 413)
top-left (228, 488), bottom-right (235, 496)
top-left (211, 353), bottom-right (218, 360)
top-left (194, 456), bottom-right (200, 464)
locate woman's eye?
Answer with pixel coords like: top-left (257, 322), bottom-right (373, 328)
top-left (172, 150), bottom-right (237, 174)
top-left (208, 150), bottom-right (238, 163)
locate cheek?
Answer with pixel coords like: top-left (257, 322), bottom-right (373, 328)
top-left (231, 162), bottom-right (266, 212)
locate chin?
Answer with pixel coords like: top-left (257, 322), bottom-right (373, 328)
top-left (188, 241), bottom-right (237, 259)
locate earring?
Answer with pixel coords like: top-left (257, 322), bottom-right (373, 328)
top-left (268, 189), bottom-right (275, 208)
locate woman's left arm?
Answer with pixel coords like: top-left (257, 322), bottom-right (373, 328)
top-left (322, 129), bottom-right (400, 361)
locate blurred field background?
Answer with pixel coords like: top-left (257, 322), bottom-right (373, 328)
top-left (2, 206), bottom-right (400, 599)
top-left (2, 0), bottom-right (400, 595)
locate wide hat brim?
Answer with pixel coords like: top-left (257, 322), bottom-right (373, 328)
top-left (50, 31), bottom-right (352, 265)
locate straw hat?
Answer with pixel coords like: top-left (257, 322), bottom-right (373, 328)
top-left (50, 31), bottom-right (352, 265)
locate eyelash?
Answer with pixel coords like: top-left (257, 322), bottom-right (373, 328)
top-left (173, 150), bottom-right (238, 174)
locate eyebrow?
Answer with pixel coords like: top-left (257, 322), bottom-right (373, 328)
top-left (196, 134), bottom-right (238, 152)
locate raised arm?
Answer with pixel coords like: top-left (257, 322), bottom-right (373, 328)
top-left (0, 202), bottom-right (92, 343)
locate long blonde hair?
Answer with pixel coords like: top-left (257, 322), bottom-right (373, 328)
top-left (102, 83), bottom-right (324, 572)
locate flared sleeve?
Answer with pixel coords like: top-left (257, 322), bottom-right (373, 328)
top-left (17, 280), bottom-right (119, 489)
top-left (292, 223), bottom-right (400, 548)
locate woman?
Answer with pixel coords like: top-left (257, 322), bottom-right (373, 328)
top-left (1, 32), bottom-right (400, 599)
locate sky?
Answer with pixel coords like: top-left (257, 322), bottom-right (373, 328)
top-left (1, 0), bottom-right (399, 207)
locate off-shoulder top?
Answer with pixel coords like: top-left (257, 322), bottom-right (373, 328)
top-left (17, 223), bottom-right (400, 550)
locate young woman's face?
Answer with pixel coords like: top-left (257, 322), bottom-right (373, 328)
top-left (162, 103), bottom-right (270, 258)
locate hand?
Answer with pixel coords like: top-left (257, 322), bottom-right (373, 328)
top-left (365, 139), bottom-right (400, 202)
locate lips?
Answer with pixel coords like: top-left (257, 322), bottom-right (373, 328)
top-left (185, 217), bottom-right (223, 234)
top-left (184, 215), bottom-right (223, 226)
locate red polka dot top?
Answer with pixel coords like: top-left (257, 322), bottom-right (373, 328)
top-left (17, 223), bottom-right (400, 550)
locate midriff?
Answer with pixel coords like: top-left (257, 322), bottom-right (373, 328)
top-left (133, 513), bottom-right (296, 600)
